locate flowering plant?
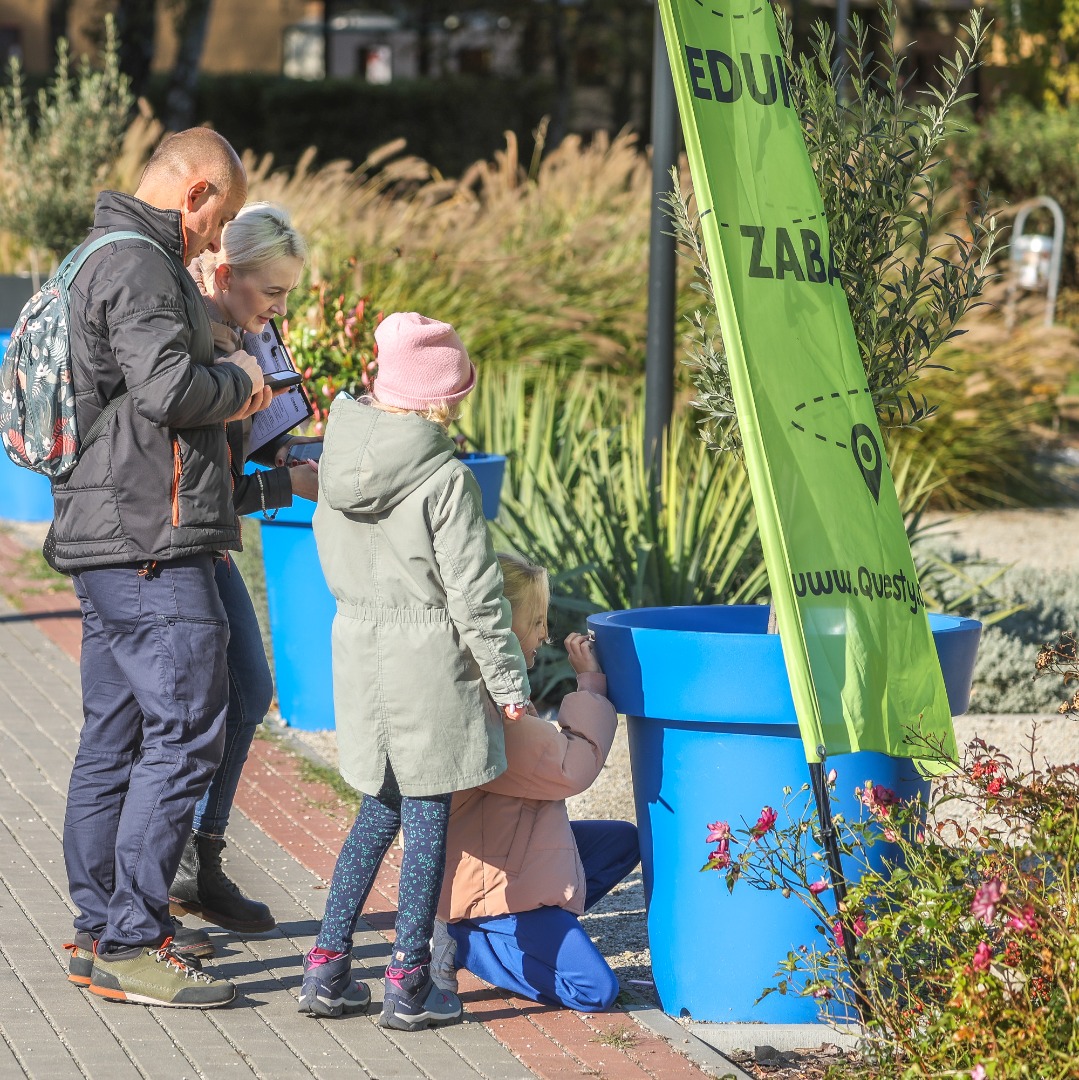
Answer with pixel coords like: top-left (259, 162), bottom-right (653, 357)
top-left (705, 745), bottom-right (1079, 1078)
top-left (281, 261), bottom-right (381, 431)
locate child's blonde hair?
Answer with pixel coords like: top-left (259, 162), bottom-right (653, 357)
top-left (366, 396), bottom-right (462, 428)
top-left (497, 553), bottom-right (549, 628)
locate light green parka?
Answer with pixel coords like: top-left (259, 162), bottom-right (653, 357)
top-left (312, 396), bottom-right (530, 797)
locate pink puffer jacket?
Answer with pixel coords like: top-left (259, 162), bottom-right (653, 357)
top-left (437, 672), bottom-right (618, 921)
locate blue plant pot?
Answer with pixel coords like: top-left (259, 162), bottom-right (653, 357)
top-left (258, 453), bottom-right (506, 731)
top-left (0, 327), bottom-right (54, 523)
top-left (587, 604), bottom-right (981, 1024)
top-left (457, 452), bottom-right (506, 520)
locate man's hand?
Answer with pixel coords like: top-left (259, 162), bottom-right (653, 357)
top-left (503, 701), bottom-right (530, 722)
top-left (565, 632), bottom-right (602, 675)
top-left (288, 460), bottom-right (319, 502)
top-left (217, 349), bottom-right (265, 395)
top-left (224, 386), bottom-right (273, 423)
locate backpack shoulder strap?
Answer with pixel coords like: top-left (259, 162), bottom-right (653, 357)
top-left (61, 230), bottom-right (170, 285)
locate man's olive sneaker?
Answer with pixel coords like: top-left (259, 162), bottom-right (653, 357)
top-left (90, 940), bottom-right (235, 1008)
top-left (65, 924), bottom-right (209, 987)
top-left (63, 931), bottom-right (96, 987)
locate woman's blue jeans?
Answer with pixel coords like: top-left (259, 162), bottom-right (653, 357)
top-left (191, 558), bottom-right (274, 838)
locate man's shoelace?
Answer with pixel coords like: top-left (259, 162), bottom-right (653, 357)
top-left (155, 938), bottom-right (213, 982)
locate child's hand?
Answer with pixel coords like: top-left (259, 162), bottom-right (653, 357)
top-left (565, 632), bottom-right (601, 674)
top-left (503, 701), bottom-right (529, 722)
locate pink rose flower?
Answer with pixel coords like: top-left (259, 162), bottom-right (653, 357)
top-left (971, 878), bottom-right (1004, 926)
top-left (852, 915), bottom-right (867, 938)
top-left (706, 820), bottom-right (732, 843)
top-left (750, 806), bottom-right (778, 839)
top-left (859, 782), bottom-right (900, 816)
top-left (833, 921), bottom-right (844, 948)
top-left (1006, 904), bottom-right (1038, 934)
top-left (972, 941), bottom-right (992, 973)
top-left (710, 848), bottom-right (731, 869)
top-left (809, 879), bottom-right (829, 895)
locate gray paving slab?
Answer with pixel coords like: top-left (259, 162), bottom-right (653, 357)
top-left (0, 592), bottom-right (539, 1078)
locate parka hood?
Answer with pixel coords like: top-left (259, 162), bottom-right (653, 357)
top-left (319, 395), bottom-right (458, 514)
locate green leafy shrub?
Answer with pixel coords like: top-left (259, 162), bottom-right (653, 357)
top-left (282, 263), bottom-right (381, 425)
top-left (952, 97), bottom-right (1079, 284)
top-left (0, 19), bottom-right (132, 259)
top-left (681, 1), bottom-right (998, 451)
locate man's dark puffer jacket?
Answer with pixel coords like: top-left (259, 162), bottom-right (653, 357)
top-left (49, 191), bottom-right (253, 572)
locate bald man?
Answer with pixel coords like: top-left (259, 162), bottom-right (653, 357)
top-left (54, 129), bottom-right (264, 1008)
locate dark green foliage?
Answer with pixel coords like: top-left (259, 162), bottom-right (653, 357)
top-left (142, 73), bottom-right (556, 178)
top-left (0, 19), bottom-right (132, 258)
top-left (679, 1), bottom-right (998, 453)
top-left (951, 97), bottom-right (1079, 285)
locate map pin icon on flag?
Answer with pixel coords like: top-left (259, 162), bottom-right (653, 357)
top-left (850, 424), bottom-right (882, 503)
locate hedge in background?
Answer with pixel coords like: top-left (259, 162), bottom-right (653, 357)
top-left (951, 97), bottom-right (1079, 284)
top-left (144, 73), bottom-right (555, 178)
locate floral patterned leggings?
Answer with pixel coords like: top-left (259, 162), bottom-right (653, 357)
top-left (315, 772), bottom-right (452, 968)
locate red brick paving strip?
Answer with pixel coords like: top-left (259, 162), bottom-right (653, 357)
top-left (0, 529), bottom-right (715, 1080)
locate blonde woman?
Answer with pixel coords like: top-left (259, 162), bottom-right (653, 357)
top-left (433, 554), bottom-right (640, 1012)
top-left (168, 203), bottom-right (314, 940)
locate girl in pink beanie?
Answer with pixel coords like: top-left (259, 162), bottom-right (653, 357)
top-left (301, 311), bottom-right (531, 1031)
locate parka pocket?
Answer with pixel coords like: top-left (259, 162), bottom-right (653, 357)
top-left (504, 801), bottom-right (539, 877)
top-left (170, 436), bottom-right (182, 527)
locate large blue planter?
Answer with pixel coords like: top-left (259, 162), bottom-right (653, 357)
top-left (259, 453), bottom-right (507, 730)
top-left (587, 605), bottom-right (981, 1024)
top-left (0, 328), bottom-right (55, 523)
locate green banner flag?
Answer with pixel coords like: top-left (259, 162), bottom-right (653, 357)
top-left (658, 0), bottom-right (956, 765)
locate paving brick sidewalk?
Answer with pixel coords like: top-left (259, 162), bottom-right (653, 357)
top-left (0, 525), bottom-right (741, 1080)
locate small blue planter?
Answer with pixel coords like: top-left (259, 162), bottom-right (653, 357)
top-left (0, 329), bottom-right (55, 524)
top-left (259, 452), bottom-right (506, 730)
top-left (457, 452), bottom-right (507, 520)
top-left (587, 605), bottom-right (981, 1024)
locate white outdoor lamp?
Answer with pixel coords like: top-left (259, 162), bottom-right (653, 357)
top-left (1008, 196), bottom-right (1065, 328)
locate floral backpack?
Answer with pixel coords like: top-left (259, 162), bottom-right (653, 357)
top-left (0, 231), bottom-right (166, 479)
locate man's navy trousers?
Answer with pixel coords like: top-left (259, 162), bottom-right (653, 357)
top-left (64, 555), bottom-right (230, 953)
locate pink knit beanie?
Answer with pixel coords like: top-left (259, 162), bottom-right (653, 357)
top-left (372, 312), bottom-right (476, 410)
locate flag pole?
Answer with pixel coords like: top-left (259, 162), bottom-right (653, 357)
top-left (808, 759), bottom-right (870, 1023)
top-left (645, 1), bottom-right (678, 471)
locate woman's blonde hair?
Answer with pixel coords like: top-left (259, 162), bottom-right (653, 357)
top-left (193, 201), bottom-right (307, 283)
top-left (498, 553), bottom-right (549, 627)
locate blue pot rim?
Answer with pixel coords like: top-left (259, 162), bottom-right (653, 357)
top-left (588, 605), bottom-right (980, 637)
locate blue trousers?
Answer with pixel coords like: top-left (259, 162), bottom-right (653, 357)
top-left (64, 556), bottom-right (229, 951)
top-left (448, 819), bottom-right (640, 1011)
top-left (191, 559), bottom-right (274, 837)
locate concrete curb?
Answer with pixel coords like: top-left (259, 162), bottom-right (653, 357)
top-left (619, 993), bottom-right (755, 1079)
top-left (687, 1020), bottom-right (862, 1055)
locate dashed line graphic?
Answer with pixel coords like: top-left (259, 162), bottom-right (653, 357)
top-left (788, 388), bottom-right (882, 500)
top-left (692, 0), bottom-right (766, 14)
